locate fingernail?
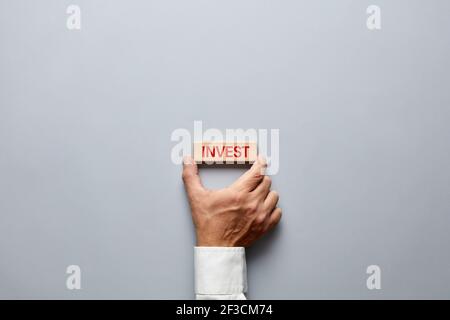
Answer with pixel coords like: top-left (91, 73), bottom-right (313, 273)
top-left (257, 155), bottom-right (267, 166)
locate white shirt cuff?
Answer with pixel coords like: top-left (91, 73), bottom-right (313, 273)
top-left (194, 247), bottom-right (247, 296)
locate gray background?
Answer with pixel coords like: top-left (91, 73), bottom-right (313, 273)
top-left (1, 0), bottom-right (449, 299)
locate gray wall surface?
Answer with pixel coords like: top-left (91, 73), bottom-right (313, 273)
top-left (1, 0), bottom-right (450, 299)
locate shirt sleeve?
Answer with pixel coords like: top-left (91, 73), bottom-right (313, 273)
top-left (194, 247), bottom-right (247, 300)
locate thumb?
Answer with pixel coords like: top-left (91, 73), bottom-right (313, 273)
top-left (182, 155), bottom-right (204, 196)
top-left (231, 156), bottom-right (267, 192)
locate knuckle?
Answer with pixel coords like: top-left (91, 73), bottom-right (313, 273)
top-left (255, 214), bottom-right (266, 225)
top-left (232, 191), bottom-right (244, 205)
top-left (246, 202), bottom-right (258, 214)
top-left (181, 171), bottom-right (190, 182)
top-left (271, 191), bottom-right (279, 201)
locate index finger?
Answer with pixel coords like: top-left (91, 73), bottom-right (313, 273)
top-left (230, 156), bottom-right (267, 192)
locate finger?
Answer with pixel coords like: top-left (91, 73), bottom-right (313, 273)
top-left (231, 156), bottom-right (267, 192)
top-left (182, 155), bottom-right (204, 197)
top-left (253, 175), bottom-right (271, 199)
top-left (266, 207), bottom-right (282, 231)
top-left (264, 190), bottom-right (279, 212)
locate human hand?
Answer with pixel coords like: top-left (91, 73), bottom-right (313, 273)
top-left (182, 156), bottom-right (281, 247)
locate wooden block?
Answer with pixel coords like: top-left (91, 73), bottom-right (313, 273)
top-left (193, 141), bottom-right (257, 165)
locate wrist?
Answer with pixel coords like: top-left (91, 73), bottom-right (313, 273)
top-left (196, 234), bottom-right (237, 247)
